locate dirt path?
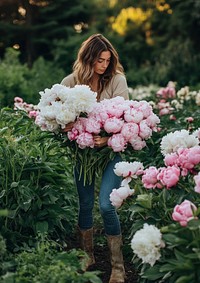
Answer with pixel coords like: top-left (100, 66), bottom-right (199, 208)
top-left (89, 244), bottom-right (138, 283)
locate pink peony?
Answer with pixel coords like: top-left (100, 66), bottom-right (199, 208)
top-left (164, 152), bottom-right (178, 167)
top-left (139, 120), bottom-right (152, 139)
top-left (124, 108), bottom-right (144, 123)
top-left (72, 117), bottom-right (87, 134)
top-left (159, 108), bottom-right (171, 116)
top-left (186, 117), bottom-right (194, 123)
top-left (67, 128), bottom-right (79, 141)
top-left (90, 97), bottom-right (128, 125)
top-left (104, 117), bottom-right (124, 133)
top-left (24, 103), bottom-right (35, 112)
top-left (107, 133), bottom-right (126, 152)
top-left (172, 199), bottom-right (197, 226)
top-left (156, 86), bottom-right (176, 99)
top-left (101, 96), bottom-right (128, 118)
top-left (90, 104), bottom-right (109, 123)
top-left (14, 96), bottom-right (24, 103)
top-left (146, 113), bottom-right (160, 129)
top-left (76, 132), bottom-right (94, 149)
top-left (177, 147), bottom-right (200, 170)
top-left (138, 100), bottom-right (153, 118)
top-left (142, 166), bottom-right (163, 189)
top-left (28, 110), bottom-right (38, 119)
top-left (129, 136), bottom-right (146, 150)
top-left (85, 117), bottom-right (101, 134)
top-left (186, 146), bottom-right (200, 166)
top-left (164, 146), bottom-right (200, 176)
top-left (157, 166), bottom-right (180, 188)
top-left (121, 122), bottom-right (139, 142)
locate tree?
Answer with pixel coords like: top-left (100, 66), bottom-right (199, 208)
top-left (0, 0), bottom-right (96, 66)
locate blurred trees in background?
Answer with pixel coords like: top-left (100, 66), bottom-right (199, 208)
top-left (0, 0), bottom-right (200, 106)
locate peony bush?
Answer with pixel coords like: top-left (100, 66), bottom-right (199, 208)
top-left (120, 83), bottom-right (200, 283)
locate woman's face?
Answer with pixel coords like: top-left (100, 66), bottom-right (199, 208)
top-left (93, 51), bottom-right (111, 75)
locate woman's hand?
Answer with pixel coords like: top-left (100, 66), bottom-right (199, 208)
top-left (62, 122), bottom-right (75, 132)
top-left (93, 135), bottom-right (109, 148)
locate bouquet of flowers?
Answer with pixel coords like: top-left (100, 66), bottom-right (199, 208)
top-left (35, 84), bottom-right (160, 185)
top-left (67, 96), bottom-right (160, 152)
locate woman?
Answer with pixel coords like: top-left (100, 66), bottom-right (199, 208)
top-left (61, 33), bottom-right (129, 283)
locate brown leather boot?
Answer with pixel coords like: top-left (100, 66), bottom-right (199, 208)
top-left (77, 226), bottom-right (95, 269)
top-left (107, 235), bottom-right (125, 283)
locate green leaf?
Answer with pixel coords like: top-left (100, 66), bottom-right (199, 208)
top-left (0, 209), bottom-right (9, 216)
top-left (136, 193), bottom-right (152, 209)
top-left (10, 182), bottom-right (19, 188)
top-left (0, 189), bottom-right (6, 198)
top-left (160, 259), bottom-right (193, 272)
top-left (35, 221), bottom-right (49, 234)
top-left (160, 263), bottom-right (177, 272)
top-left (175, 274), bottom-right (195, 283)
top-left (142, 264), bottom-right (166, 280)
top-left (129, 204), bottom-right (146, 213)
top-left (163, 233), bottom-right (188, 246)
top-left (187, 219), bottom-right (200, 230)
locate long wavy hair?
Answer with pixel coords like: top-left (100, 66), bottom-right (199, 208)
top-left (73, 34), bottom-right (124, 97)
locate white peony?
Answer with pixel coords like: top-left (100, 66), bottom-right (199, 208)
top-left (72, 85), bottom-right (98, 113)
top-left (131, 223), bottom-right (165, 266)
top-left (114, 161), bottom-right (144, 178)
top-left (110, 182), bottom-right (134, 208)
top-left (36, 84), bottom-right (97, 132)
top-left (56, 107), bottom-right (77, 129)
top-left (160, 129), bottom-right (199, 155)
top-left (192, 128), bottom-right (200, 140)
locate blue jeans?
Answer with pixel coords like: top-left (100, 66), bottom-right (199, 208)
top-left (74, 154), bottom-right (122, 236)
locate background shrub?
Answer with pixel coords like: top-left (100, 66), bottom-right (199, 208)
top-left (0, 108), bottom-right (78, 251)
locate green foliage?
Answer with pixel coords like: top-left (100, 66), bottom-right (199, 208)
top-left (0, 108), bottom-right (78, 251)
top-left (0, 234), bottom-right (7, 276)
top-left (1, 239), bottom-right (102, 283)
top-left (0, 48), bottom-right (64, 108)
top-left (0, 48), bottom-right (29, 108)
top-left (28, 56), bottom-right (65, 104)
top-left (150, 39), bottom-right (200, 87)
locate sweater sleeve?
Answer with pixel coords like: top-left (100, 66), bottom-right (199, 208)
top-left (60, 73), bottom-right (76, 87)
top-left (111, 74), bottom-right (129, 100)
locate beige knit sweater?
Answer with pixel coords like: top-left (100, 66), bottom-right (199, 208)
top-left (61, 73), bottom-right (129, 101)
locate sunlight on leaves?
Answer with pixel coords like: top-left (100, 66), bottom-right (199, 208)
top-left (111, 7), bottom-right (152, 36)
top-left (156, 0), bottom-right (172, 14)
